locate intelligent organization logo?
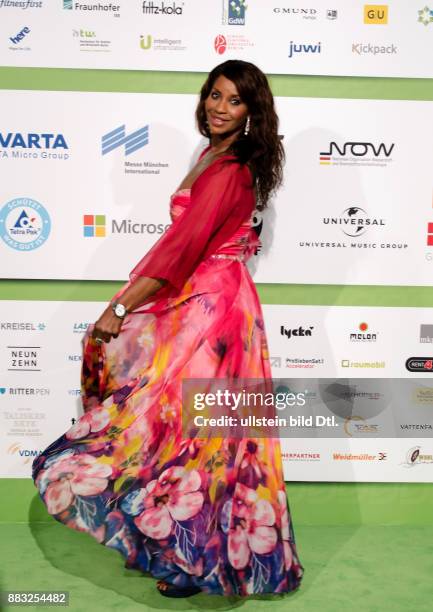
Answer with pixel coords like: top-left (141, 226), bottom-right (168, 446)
top-left (222, 0), bottom-right (247, 26)
top-left (0, 198), bottom-right (51, 251)
top-left (0, 131), bottom-right (70, 160)
top-left (8, 25), bottom-right (31, 51)
top-left (83, 214), bottom-right (170, 237)
top-left (142, 1), bottom-right (184, 15)
top-left (140, 34), bottom-right (186, 51)
top-left (63, 0), bottom-right (120, 16)
top-left (288, 40), bottom-right (321, 59)
top-left (72, 28), bottom-right (112, 52)
top-left (364, 4), bottom-right (388, 24)
top-left (319, 141), bottom-right (394, 167)
top-left (0, 1), bottom-right (43, 8)
top-left (418, 6), bottom-right (433, 25)
top-left (214, 32), bottom-right (253, 54)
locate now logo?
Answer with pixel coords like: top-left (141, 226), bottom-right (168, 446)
top-left (289, 40), bottom-right (321, 58)
top-left (10, 26), bottom-right (30, 45)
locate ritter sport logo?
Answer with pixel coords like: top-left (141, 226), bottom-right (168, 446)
top-left (101, 125), bottom-right (149, 156)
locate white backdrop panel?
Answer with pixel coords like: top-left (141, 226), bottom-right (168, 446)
top-left (0, 0), bottom-right (432, 78)
top-left (1, 300), bottom-right (432, 482)
top-left (1, 90), bottom-right (432, 285)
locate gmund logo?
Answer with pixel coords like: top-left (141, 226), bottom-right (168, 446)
top-left (319, 141), bottom-right (394, 168)
top-left (406, 358), bottom-right (433, 372)
top-left (102, 125), bottom-right (149, 156)
top-left (288, 40), bottom-right (321, 58)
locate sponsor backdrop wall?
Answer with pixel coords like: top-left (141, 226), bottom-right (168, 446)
top-left (0, 0), bottom-right (433, 482)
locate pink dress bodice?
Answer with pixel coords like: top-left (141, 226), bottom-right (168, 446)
top-left (170, 188), bottom-right (260, 263)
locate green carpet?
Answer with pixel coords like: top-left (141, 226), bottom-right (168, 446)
top-left (1, 482), bottom-right (433, 612)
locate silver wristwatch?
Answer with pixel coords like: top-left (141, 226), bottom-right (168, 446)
top-left (111, 300), bottom-right (128, 319)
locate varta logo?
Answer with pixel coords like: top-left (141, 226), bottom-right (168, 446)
top-left (0, 133), bottom-right (68, 149)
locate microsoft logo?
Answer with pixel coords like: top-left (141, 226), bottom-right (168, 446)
top-left (83, 215), bottom-right (105, 237)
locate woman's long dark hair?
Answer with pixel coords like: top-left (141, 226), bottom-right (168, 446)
top-left (196, 60), bottom-right (284, 210)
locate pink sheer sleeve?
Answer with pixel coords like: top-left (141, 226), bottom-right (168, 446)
top-left (129, 157), bottom-right (254, 291)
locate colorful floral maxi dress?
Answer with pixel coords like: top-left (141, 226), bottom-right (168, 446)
top-left (32, 155), bottom-right (304, 596)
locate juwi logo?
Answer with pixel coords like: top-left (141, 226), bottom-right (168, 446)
top-left (101, 125), bottom-right (149, 156)
top-left (289, 41), bottom-right (321, 58)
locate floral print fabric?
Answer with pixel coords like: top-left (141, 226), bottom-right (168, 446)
top-left (32, 189), bottom-right (304, 596)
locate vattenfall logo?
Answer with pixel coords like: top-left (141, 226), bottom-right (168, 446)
top-left (142, 1), bottom-right (184, 15)
top-left (288, 40), bottom-right (321, 58)
top-left (0, 132), bottom-right (69, 161)
top-left (63, 0), bottom-right (120, 15)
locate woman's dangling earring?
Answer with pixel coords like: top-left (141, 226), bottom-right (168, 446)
top-left (244, 116), bottom-right (250, 136)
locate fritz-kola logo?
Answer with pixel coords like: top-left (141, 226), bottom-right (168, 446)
top-left (288, 40), bottom-right (321, 58)
top-left (142, 1), bottom-right (183, 15)
top-left (101, 125), bottom-right (149, 156)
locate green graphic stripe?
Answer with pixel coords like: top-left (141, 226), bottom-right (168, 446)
top-left (0, 67), bottom-right (432, 100)
top-left (1, 280), bottom-right (433, 306)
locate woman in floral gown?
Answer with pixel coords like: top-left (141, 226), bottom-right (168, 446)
top-left (32, 60), bottom-right (304, 598)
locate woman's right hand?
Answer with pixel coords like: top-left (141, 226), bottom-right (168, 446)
top-left (92, 305), bottom-right (123, 344)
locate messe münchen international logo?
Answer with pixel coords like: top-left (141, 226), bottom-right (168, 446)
top-left (101, 124), bottom-right (149, 156)
top-left (0, 198), bottom-right (51, 251)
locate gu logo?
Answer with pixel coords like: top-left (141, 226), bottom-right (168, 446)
top-left (101, 125), bottom-right (149, 156)
top-left (364, 4), bottom-right (388, 24)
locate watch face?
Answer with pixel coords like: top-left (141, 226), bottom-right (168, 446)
top-left (114, 303), bottom-right (126, 317)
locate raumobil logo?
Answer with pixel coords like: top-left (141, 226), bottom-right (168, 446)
top-left (223, 0), bottom-right (247, 25)
top-left (0, 198), bottom-right (51, 251)
top-left (63, 0), bottom-right (120, 15)
top-left (319, 141), bottom-right (394, 167)
top-left (83, 213), bottom-right (169, 237)
top-left (288, 40), bottom-right (321, 58)
top-left (0, 131), bottom-right (69, 160)
top-left (0, 0), bottom-right (43, 8)
top-left (102, 124), bottom-right (149, 157)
